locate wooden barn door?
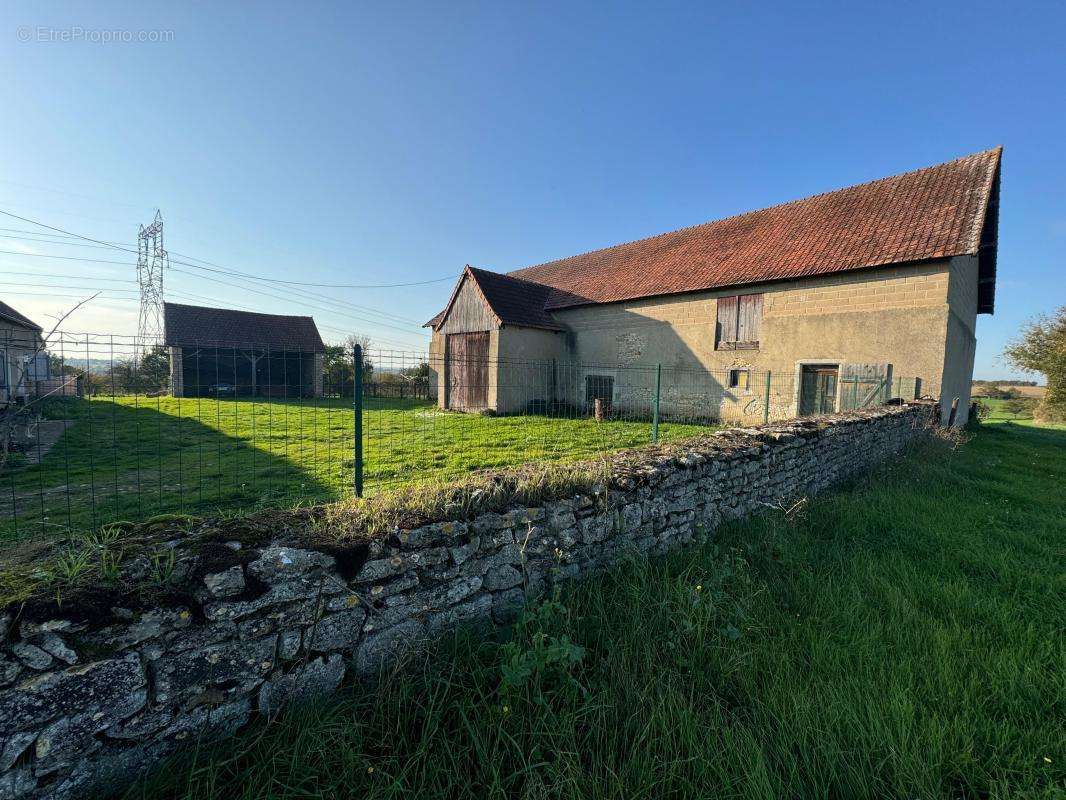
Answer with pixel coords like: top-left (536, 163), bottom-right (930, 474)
top-left (446, 332), bottom-right (490, 410)
top-left (799, 365), bottom-right (838, 416)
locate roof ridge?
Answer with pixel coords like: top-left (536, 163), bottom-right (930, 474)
top-left (510, 146), bottom-right (1002, 279)
top-left (468, 264), bottom-right (550, 288)
top-left (164, 301), bottom-right (316, 322)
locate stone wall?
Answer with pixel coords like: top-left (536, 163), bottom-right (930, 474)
top-left (0, 405), bottom-right (931, 799)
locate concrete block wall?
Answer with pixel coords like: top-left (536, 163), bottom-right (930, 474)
top-left (0, 405), bottom-right (931, 799)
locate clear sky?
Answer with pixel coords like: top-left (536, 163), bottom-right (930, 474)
top-left (1, 1), bottom-right (1063, 377)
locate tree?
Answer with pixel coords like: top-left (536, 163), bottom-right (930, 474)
top-left (346, 335), bottom-right (374, 383)
top-left (1002, 397), bottom-right (1037, 419)
top-left (138, 345), bottom-right (170, 393)
top-left (322, 335), bottom-right (374, 396)
top-left (1003, 306), bottom-right (1065, 423)
top-left (401, 361), bottom-right (431, 381)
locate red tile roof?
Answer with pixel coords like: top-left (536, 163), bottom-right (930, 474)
top-left (508, 147), bottom-right (1001, 311)
top-left (425, 267), bottom-right (563, 331)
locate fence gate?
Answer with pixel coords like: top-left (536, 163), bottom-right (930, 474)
top-left (445, 331), bottom-right (490, 410)
top-left (838, 362), bottom-right (893, 410)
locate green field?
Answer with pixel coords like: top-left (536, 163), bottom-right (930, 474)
top-left (2, 396), bottom-right (706, 542)
top-left (127, 419), bottom-right (1065, 800)
top-left (976, 396), bottom-right (1043, 423)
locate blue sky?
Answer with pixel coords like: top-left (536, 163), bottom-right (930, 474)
top-left (1, 1), bottom-right (1063, 377)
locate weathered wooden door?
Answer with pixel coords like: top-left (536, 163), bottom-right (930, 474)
top-left (799, 365), bottom-right (838, 415)
top-left (446, 332), bottom-right (490, 410)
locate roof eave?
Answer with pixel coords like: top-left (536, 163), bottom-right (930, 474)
top-left (499, 321), bottom-right (564, 332)
top-left (541, 254), bottom-right (967, 313)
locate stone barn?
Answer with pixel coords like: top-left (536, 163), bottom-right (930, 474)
top-left (425, 147), bottom-right (1001, 425)
top-left (164, 303), bottom-right (325, 398)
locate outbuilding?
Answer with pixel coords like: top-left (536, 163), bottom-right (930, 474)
top-left (164, 303), bottom-right (325, 398)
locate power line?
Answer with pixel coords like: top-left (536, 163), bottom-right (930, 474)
top-left (0, 269), bottom-right (134, 283)
top-left (0, 209), bottom-right (459, 289)
top-left (0, 283), bottom-right (420, 350)
top-left (169, 258), bottom-right (425, 327)
top-left (0, 244), bottom-right (430, 335)
top-left (0, 280), bottom-right (138, 293)
top-left (167, 249), bottom-right (458, 289)
top-left (0, 289), bottom-right (136, 300)
top-left (163, 289), bottom-right (421, 350)
top-left (0, 208), bottom-right (436, 343)
top-left (0, 178), bottom-right (158, 211)
top-left (0, 240), bottom-right (425, 327)
top-left (0, 248), bottom-right (134, 266)
top-left (0, 229), bottom-right (452, 301)
top-left (0, 210), bottom-right (141, 255)
top-left (0, 246), bottom-right (424, 329)
top-left (166, 265), bottom-right (429, 339)
top-left (0, 232), bottom-right (129, 251)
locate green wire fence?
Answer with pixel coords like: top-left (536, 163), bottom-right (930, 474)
top-left (0, 330), bottom-right (920, 542)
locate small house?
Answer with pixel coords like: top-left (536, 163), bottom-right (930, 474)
top-left (0, 300), bottom-right (48, 405)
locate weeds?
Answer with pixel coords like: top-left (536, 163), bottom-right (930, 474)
top-left (318, 459), bottom-right (613, 540)
top-left (47, 547), bottom-right (93, 585)
top-left (499, 591), bottom-right (587, 707)
top-left (147, 547), bottom-right (177, 586)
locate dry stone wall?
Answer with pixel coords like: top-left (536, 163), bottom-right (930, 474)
top-left (0, 405), bottom-right (930, 799)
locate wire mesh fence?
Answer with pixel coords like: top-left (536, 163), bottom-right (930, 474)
top-left (0, 330), bottom-right (921, 542)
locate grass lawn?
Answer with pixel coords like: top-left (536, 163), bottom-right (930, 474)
top-left (125, 420), bottom-right (1065, 800)
top-left (976, 396), bottom-right (1046, 424)
top-left (1, 396), bottom-right (707, 542)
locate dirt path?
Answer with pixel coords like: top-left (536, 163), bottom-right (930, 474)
top-left (23, 419), bottom-right (70, 466)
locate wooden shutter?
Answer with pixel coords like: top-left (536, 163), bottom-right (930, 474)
top-left (736, 294), bottom-right (762, 348)
top-left (716, 296), bottom-right (738, 349)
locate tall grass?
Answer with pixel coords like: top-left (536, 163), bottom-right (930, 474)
top-left (127, 421), bottom-right (1065, 800)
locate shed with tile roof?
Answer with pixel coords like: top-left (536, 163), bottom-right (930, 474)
top-left (164, 303), bottom-right (326, 398)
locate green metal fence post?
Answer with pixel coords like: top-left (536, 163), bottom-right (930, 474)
top-left (353, 344), bottom-right (364, 498)
top-left (651, 363), bottom-right (662, 443)
top-left (763, 370), bottom-right (772, 424)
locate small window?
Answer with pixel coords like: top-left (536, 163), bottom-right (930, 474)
top-left (0, 350), bottom-right (7, 389)
top-left (716, 294), bottom-right (763, 350)
top-left (728, 368), bottom-right (749, 390)
top-left (585, 375), bottom-right (614, 406)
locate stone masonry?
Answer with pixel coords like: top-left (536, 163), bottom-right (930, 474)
top-left (0, 405), bottom-right (931, 799)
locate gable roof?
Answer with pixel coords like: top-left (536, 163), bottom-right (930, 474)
top-left (164, 303), bottom-right (325, 351)
top-left (0, 300), bottom-right (42, 332)
top-left (504, 147), bottom-right (1002, 313)
top-left (425, 266), bottom-right (563, 331)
